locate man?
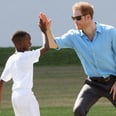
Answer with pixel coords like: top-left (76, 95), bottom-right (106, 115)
top-left (39, 1), bottom-right (116, 116)
top-left (0, 19), bottom-right (49, 116)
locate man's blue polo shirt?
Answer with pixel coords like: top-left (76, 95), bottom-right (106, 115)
top-left (55, 23), bottom-right (116, 77)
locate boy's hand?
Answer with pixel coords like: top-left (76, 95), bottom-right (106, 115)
top-left (39, 18), bottom-right (47, 33)
top-left (39, 13), bottom-right (52, 33)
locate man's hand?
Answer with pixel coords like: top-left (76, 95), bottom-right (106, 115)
top-left (110, 81), bottom-right (116, 100)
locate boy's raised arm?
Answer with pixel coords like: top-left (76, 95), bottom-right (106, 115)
top-left (39, 13), bottom-right (58, 49)
top-left (39, 17), bottom-right (49, 55)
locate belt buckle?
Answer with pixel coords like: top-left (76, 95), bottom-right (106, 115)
top-left (104, 76), bottom-right (111, 82)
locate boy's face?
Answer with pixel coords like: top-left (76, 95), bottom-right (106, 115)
top-left (22, 35), bottom-right (32, 51)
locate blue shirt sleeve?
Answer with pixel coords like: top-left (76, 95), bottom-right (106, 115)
top-left (55, 29), bottom-right (77, 49)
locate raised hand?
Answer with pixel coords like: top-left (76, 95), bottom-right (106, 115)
top-left (39, 18), bottom-right (47, 33)
top-left (39, 12), bottom-right (57, 48)
top-left (39, 13), bottom-right (52, 33)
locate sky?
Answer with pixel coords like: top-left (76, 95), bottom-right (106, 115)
top-left (0, 0), bottom-right (116, 47)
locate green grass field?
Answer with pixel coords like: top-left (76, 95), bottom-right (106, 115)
top-left (0, 66), bottom-right (115, 116)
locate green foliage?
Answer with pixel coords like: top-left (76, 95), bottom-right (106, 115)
top-left (38, 48), bottom-right (81, 66)
top-left (0, 47), bottom-right (81, 66)
top-left (0, 47), bottom-right (15, 66)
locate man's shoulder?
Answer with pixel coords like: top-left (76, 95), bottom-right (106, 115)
top-left (67, 29), bottom-right (81, 35)
top-left (98, 23), bottom-right (115, 30)
top-left (96, 23), bottom-right (116, 34)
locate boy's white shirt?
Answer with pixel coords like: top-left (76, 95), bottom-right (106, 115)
top-left (0, 49), bottom-right (40, 92)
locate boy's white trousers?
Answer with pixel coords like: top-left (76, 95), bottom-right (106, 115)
top-left (12, 89), bottom-right (40, 116)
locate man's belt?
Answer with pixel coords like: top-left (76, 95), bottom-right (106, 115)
top-left (89, 75), bottom-right (116, 83)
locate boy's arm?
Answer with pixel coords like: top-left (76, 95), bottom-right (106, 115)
top-left (40, 32), bottom-right (49, 55)
top-left (39, 18), bottom-right (49, 56)
top-left (39, 13), bottom-right (58, 49)
top-left (0, 80), bottom-right (5, 106)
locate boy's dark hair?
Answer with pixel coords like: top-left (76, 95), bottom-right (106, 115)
top-left (12, 30), bottom-right (31, 45)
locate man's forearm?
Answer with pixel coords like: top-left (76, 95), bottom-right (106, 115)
top-left (46, 29), bottom-right (58, 48)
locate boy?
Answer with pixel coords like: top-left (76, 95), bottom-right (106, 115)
top-left (0, 19), bottom-right (49, 116)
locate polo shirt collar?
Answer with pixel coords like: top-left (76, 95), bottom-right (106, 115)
top-left (80, 22), bottom-right (102, 37)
